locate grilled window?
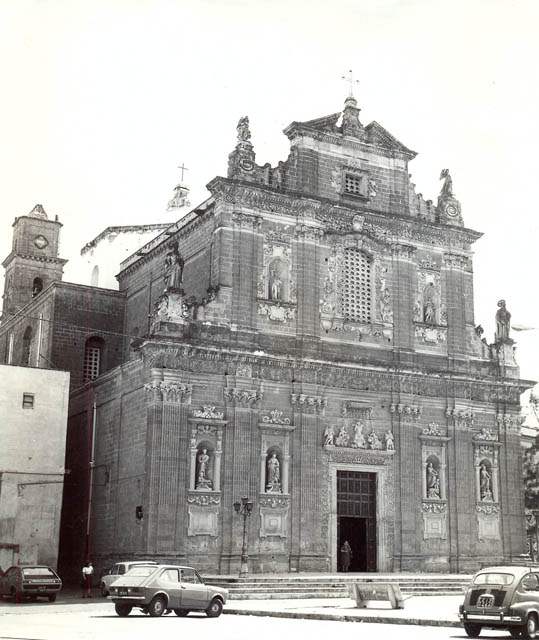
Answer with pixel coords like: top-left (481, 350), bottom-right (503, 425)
top-left (342, 248), bottom-right (372, 323)
top-left (22, 393), bottom-right (35, 409)
top-left (344, 173), bottom-right (366, 197)
top-left (84, 337), bottom-right (103, 381)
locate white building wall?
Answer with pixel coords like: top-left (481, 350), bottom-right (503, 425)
top-left (0, 365), bottom-right (70, 568)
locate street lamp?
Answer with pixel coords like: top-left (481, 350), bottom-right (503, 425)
top-left (233, 496), bottom-right (253, 577)
top-left (533, 509), bottom-right (539, 562)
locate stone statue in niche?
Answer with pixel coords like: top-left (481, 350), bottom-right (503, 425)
top-left (413, 301), bottom-right (422, 322)
top-left (368, 429), bottom-right (382, 450)
top-left (335, 426), bottom-right (349, 447)
top-left (439, 169), bottom-right (453, 197)
top-left (195, 448), bottom-right (212, 490)
top-left (480, 463), bottom-right (493, 501)
top-left (323, 425), bottom-right (335, 446)
top-left (266, 453), bottom-right (281, 493)
top-left (384, 430), bottom-right (395, 451)
top-left (351, 422), bottom-right (366, 449)
top-left (495, 299), bottom-right (511, 341)
top-left (424, 300), bottom-right (436, 324)
top-left (270, 270), bottom-right (283, 301)
top-left (426, 461), bottom-right (441, 499)
top-left (164, 242), bottom-right (184, 293)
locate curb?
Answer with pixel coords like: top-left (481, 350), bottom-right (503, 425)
top-left (224, 608), bottom-right (462, 628)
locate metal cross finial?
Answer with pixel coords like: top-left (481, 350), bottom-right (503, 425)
top-left (177, 162), bottom-right (189, 182)
top-left (342, 70), bottom-right (360, 98)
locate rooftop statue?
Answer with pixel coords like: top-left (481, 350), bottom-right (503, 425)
top-left (439, 169), bottom-right (453, 198)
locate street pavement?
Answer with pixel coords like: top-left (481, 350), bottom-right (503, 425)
top-left (1, 588), bottom-right (464, 628)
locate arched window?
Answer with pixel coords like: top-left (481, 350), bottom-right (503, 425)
top-left (91, 265), bottom-right (99, 287)
top-left (342, 248), bottom-right (372, 323)
top-left (32, 277), bottom-right (43, 297)
top-left (22, 326), bottom-right (32, 366)
top-left (84, 336), bottom-right (104, 381)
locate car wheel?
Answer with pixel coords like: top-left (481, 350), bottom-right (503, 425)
top-left (100, 584), bottom-right (109, 598)
top-left (174, 609), bottom-right (190, 616)
top-left (148, 595), bottom-right (166, 617)
top-left (48, 594), bottom-right (56, 603)
top-left (463, 623), bottom-right (482, 637)
top-left (115, 603), bottom-right (132, 617)
top-left (205, 598), bottom-right (223, 618)
top-left (526, 614), bottom-right (538, 639)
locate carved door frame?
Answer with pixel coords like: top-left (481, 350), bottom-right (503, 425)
top-left (329, 462), bottom-right (392, 572)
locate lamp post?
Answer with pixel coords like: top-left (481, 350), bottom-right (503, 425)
top-left (533, 509), bottom-right (539, 563)
top-left (233, 496), bottom-right (253, 577)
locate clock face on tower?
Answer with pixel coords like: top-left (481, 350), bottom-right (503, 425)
top-left (33, 234), bottom-right (49, 249)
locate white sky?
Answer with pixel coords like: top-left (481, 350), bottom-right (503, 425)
top-left (1, 0), bottom-right (538, 383)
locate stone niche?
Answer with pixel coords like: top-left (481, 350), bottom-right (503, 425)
top-left (186, 407), bottom-right (227, 537)
top-left (258, 409), bottom-right (294, 538)
top-left (419, 425), bottom-right (451, 540)
top-left (473, 430), bottom-right (501, 541)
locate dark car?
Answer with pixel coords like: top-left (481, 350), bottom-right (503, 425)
top-left (459, 565), bottom-right (539, 638)
top-left (109, 564), bottom-right (228, 617)
top-left (0, 565), bottom-right (62, 602)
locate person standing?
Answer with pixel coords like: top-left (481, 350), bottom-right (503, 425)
top-left (340, 540), bottom-right (352, 572)
top-left (81, 561), bottom-right (94, 598)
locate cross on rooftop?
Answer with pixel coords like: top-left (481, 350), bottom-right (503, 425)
top-left (177, 162), bottom-right (189, 181)
top-left (342, 70), bottom-right (360, 98)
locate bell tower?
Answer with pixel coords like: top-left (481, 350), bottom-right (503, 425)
top-left (1, 204), bottom-right (67, 315)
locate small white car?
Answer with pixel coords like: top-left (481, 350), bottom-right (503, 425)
top-left (100, 561), bottom-right (157, 597)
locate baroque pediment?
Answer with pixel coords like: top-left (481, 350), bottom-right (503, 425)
top-left (364, 121), bottom-right (416, 157)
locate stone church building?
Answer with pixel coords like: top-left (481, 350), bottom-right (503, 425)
top-left (1, 95), bottom-right (532, 577)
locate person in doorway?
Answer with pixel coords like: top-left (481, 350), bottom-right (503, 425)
top-left (81, 561), bottom-right (94, 598)
top-left (340, 540), bottom-right (352, 572)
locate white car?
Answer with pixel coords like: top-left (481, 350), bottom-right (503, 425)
top-left (100, 561), bottom-right (157, 597)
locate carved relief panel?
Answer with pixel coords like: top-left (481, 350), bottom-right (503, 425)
top-left (257, 227), bottom-right (296, 323)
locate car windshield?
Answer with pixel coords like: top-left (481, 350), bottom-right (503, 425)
top-left (125, 566), bottom-right (156, 577)
top-left (473, 572), bottom-right (514, 586)
top-left (22, 567), bottom-right (56, 577)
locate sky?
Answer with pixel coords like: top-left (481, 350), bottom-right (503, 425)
top-left (0, 0), bottom-right (538, 389)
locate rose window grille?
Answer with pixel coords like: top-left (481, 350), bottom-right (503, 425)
top-left (342, 248), bottom-right (372, 323)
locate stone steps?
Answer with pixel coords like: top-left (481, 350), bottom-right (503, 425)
top-left (203, 575), bottom-right (471, 600)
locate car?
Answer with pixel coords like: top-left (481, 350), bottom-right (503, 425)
top-left (109, 564), bottom-right (228, 618)
top-left (459, 565), bottom-right (539, 638)
top-left (0, 565), bottom-right (62, 602)
top-left (99, 560), bottom-right (157, 596)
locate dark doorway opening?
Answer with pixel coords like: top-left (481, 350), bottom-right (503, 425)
top-left (337, 470), bottom-right (377, 572)
top-left (339, 516), bottom-right (368, 571)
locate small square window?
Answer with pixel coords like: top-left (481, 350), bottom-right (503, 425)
top-left (22, 393), bottom-right (35, 409)
top-left (344, 172), bottom-right (367, 197)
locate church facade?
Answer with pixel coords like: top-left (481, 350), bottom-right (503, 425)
top-left (2, 95), bottom-right (532, 577)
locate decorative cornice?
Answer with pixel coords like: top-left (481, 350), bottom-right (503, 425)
top-left (290, 393), bottom-right (327, 414)
top-left (261, 409), bottom-right (291, 425)
top-left (191, 406), bottom-right (224, 419)
top-left (391, 404), bottom-right (422, 420)
top-left (476, 503), bottom-right (499, 515)
top-left (422, 501), bottom-right (447, 513)
top-left (443, 252), bottom-right (469, 269)
top-left (259, 494), bottom-right (289, 509)
top-left (422, 423), bottom-right (446, 437)
top-left (223, 388), bottom-right (262, 406)
top-left (143, 381), bottom-right (192, 402)
top-left (187, 492), bottom-right (221, 506)
top-left (446, 408), bottom-right (474, 428)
